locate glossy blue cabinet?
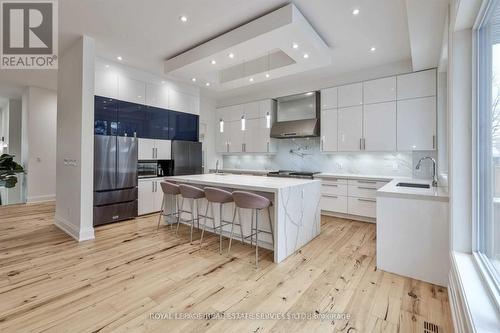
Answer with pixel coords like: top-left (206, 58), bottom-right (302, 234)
top-left (94, 96), bottom-right (118, 136)
top-left (94, 95), bottom-right (198, 141)
top-left (169, 111), bottom-right (199, 141)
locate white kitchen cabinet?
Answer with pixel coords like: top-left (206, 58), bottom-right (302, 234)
top-left (138, 138), bottom-right (171, 159)
top-left (320, 195), bottom-right (348, 214)
top-left (155, 140), bottom-right (172, 159)
top-left (242, 102), bottom-right (260, 119)
top-left (320, 108), bottom-right (338, 152)
top-left (245, 117), bottom-right (276, 153)
top-left (338, 106), bottom-right (363, 151)
top-left (95, 69), bottom-right (118, 98)
top-left (118, 76), bottom-right (146, 104)
top-left (228, 120), bottom-right (244, 153)
top-left (259, 100), bottom-right (275, 118)
top-left (397, 97), bottom-right (436, 151)
top-left (138, 179), bottom-right (164, 215)
top-left (363, 102), bottom-right (396, 151)
top-left (363, 77), bottom-right (396, 104)
top-left (169, 89), bottom-right (197, 114)
top-left (217, 104), bottom-right (243, 122)
top-left (146, 83), bottom-right (169, 109)
top-left (215, 122), bottom-right (230, 153)
top-left (338, 83), bottom-right (363, 108)
top-left (138, 138), bottom-right (156, 160)
top-left (397, 69), bottom-right (436, 100)
top-left (348, 197), bottom-right (376, 218)
top-left (321, 87), bottom-right (338, 109)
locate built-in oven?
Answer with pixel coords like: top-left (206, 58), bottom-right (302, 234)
top-left (138, 160), bottom-right (173, 178)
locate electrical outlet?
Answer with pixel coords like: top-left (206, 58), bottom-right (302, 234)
top-left (336, 163), bottom-right (343, 169)
top-left (392, 162), bottom-right (398, 170)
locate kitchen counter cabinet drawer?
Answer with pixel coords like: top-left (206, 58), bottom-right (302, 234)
top-left (321, 183), bottom-right (348, 196)
top-left (348, 179), bottom-right (388, 188)
top-left (348, 197), bottom-right (376, 218)
top-left (321, 178), bottom-right (348, 185)
top-left (348, 185), bottom-right (379, 199)
top-left (321, 195), bottom-right (348, 214)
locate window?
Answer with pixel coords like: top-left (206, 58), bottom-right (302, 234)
top-left (476, 0), bottom-right (500, 301)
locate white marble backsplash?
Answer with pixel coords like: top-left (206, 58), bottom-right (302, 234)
top-left (222, 138), bottom-right (436, 179)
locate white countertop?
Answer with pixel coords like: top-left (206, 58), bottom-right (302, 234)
top-left (377, 178), bottom-right (449, 202)
top-left (166, 173), bottom-right (320, 192)
top-left (208, 168), bottom-right (268, 175)
top-left (316, 172), bottom-right (405, 182)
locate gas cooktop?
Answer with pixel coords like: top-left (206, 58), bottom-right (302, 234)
top-left (266, 170), bottom-right (320, 179)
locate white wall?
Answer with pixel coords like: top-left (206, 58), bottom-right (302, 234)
top-left (199, 94), bottom-right (217, 172)
top-left (55, 35), bottom-right (95, 242)
top-left (21, 87), bottom-right (57, 203)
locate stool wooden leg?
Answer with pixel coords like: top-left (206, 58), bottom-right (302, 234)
top-left (267, 207), bottom-right (274, 244)
top-left (255, 209), bottom-right (259, 268)
top-left (199, 200), bottom-right (210, 248)
top-left (227, 207), bottom-right (238, 255)
top-left (157, 194), bottom-right (165, 231)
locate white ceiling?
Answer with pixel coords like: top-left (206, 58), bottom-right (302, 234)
top-left (0, 0), bottom-right (447, 100)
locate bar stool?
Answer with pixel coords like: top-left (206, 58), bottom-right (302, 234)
top-left (157, 181), bottom-right (181, 230)
top-left (200, 187), bottom-right (239, 253)
top-left (230, 191), bottom-right (274, 268)
top-left (178, 184), bottom-right (205, 244)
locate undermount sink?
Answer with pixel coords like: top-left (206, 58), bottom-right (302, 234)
top-left (396, 182), bottom-right (430, 189)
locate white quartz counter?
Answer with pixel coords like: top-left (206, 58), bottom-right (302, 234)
top-left (377, 178), bottom-right (449, 202)
top-left (165, 173), bottom-right (321, 263)
top-left (167, 174), bottom-right (320, 192)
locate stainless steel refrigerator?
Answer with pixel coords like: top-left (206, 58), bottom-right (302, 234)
top-left (93, 135), bottom-right (138, 226)
top-left (171, 141), bottom-right (202, 175)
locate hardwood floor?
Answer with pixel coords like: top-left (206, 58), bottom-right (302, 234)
top-left (0, 202), bottom-right (453, 332)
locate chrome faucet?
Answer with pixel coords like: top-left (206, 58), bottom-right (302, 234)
top-left (416, 156), bottom-right (438, 187)
top-left (215, 160), bottom-right (220, 174)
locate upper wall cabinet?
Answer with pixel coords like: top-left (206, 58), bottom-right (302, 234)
top-left (397, 69), bottom-right (436, 100)
top-left (338, 106), bottom-right (363, 151)
top-left (363, 77), bottom-right (396, 104)
top-left (94, 96), bottom-right (118, 136)
top-left (397, 97), bottom-right (436, 151)
top-left (118, 76), bottom-right (146, 105)
top-left (363, 102), bottom-right (397, 151)
top-left (338, 83), bottom-right (363, 108)
top-left (146, 83), bottom-right (169, 110)
top-left (169, 89), bottom-right (198, 115)
top-left (242, 102), bottom-right (260, 119)
top-left (95, 70), bottom-right (119, 99)
top-left (321, 87), bottom-right (338, 109)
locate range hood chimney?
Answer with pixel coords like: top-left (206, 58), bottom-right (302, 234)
top-left (270, 91), bottom-right (320, 139)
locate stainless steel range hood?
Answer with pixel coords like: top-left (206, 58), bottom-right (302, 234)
top-left (270, 91), bottom-right (320, 139)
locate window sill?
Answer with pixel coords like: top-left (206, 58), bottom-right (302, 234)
top-left (449, 252), bottom-right (500, 333)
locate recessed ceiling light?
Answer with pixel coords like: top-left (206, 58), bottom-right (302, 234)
top-left (265, 73), bottom-right (270, 78)
top-left (205, 82), bottom-right (210, 87)
top-left (303, 53), bottom-right (309, 59)
top-left (210, 60), bottom-right (216, 65)
top-left (179, 15), bottom-right (188, 22)
top-left (117, 56), bottom-right (122, 61)
top-left (161, 80), bottom-right (166, 84)
top-left (249, 78), bottom-right (254, 82)
top-left (228, 53), bottom-right (234, 59)
top-left (105, 64), bottom-right (110, 68)
top-left (292, 43), bottom-right (299, 49)
top-left (191, 78), bottom-right (196, 82)
top-left (352, 8), bottom-right (360, 15)
top-left (370, 46), bottom-right (376, 52)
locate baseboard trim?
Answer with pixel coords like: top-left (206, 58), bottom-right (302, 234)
top-left (27, 194), bottom-right (56, 203)
top-left (321, 211), bottom-right (376, 223)
top-left (54, 214), bottom-right (95, 242)
top-left (449, 254), bottom-right (474, 333)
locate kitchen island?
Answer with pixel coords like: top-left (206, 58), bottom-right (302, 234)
top-left (165, 174), bottom-right (321, 263)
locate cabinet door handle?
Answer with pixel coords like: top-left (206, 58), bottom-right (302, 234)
top-left (152, 147), bottom-right (155, 159)
top-left (152, 181), bottom-right (155, 192)
top-left (363, 138), bottom-right (366, 150)
top-left (357, 180), bottom-right (376, 184)
top-left (432, 135), bottom-right (436, 149)
top-left (322, 184), bottom-right (338, 187)
top-left (322, 194), bottom-right (338, 198)
top-left (359, 138), bottom-right (362, 150)
top-left (321, 137), bottom-right (324, 151)
top-left (358, 186), bottom-right (377, 190)
top-left (358, 198), bottom-right (376, 203)
top-left (267, 142), bottom-right (269, 152)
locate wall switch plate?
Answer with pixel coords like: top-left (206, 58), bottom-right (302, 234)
top-left (392, 162), bottom-right (398, 170)
top-left (336, 163), bottom-right (342, 169)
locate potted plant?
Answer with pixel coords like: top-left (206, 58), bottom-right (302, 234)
top-left (0, 154), bottom-right (25, 205)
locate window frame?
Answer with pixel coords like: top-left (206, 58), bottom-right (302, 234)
top-left (474, 0), bottom-right (500, 311)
